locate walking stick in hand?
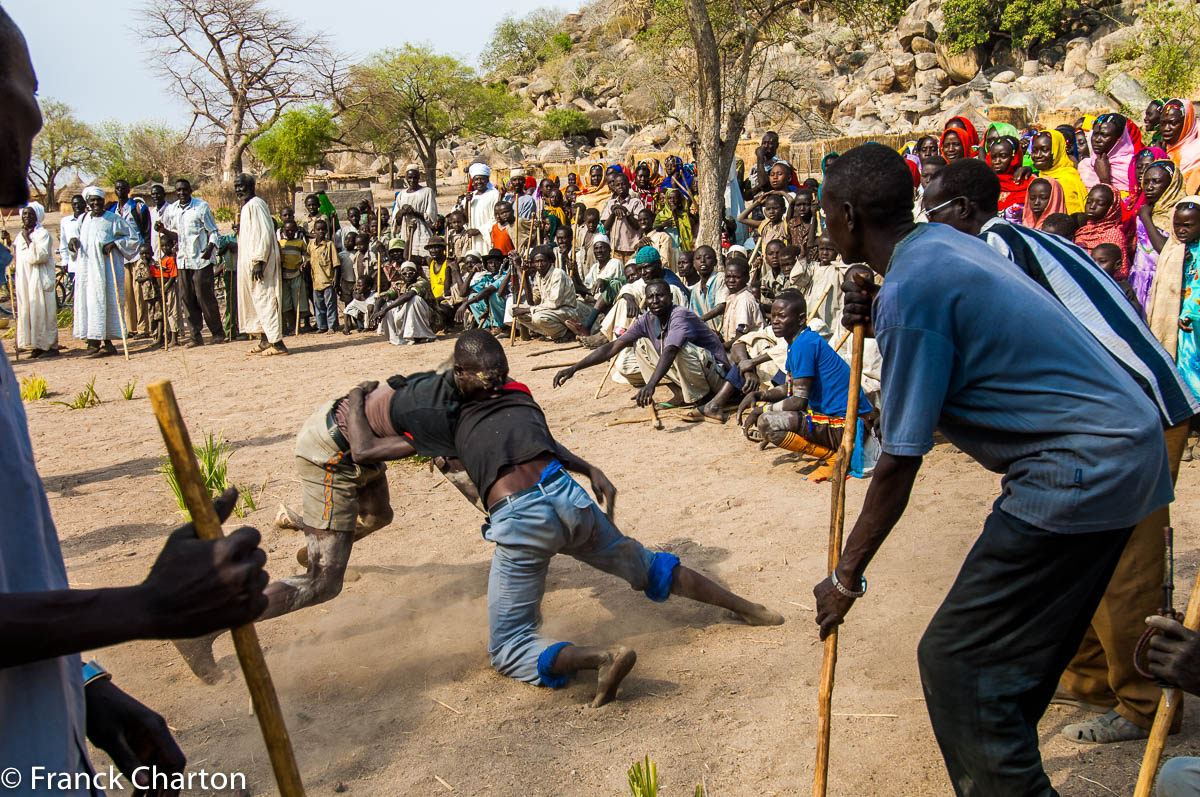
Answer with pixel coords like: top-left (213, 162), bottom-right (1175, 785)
top-left (1134, 557), bottom-right (1200, 797)
top-left (8, 265), bottom-right (17, 362)
top-left (813, 323), bottom-right (866, 797)
top-left (147, 380), bottom-right (306, 797)
top-left (106, 252), bottom-right (130, 360)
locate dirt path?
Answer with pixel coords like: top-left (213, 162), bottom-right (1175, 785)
top-left (13, 328), bottom-right (1200, 796)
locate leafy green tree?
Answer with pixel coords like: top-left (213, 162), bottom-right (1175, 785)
top-left (482, 7), bottom-right (570, 78)
top-left (95, 121), bottom-right (193, 187)
top-left (252, 105), bottom-right (339, 188)
top-left (27, 100), bottom-right (98, 206)
top-left (341, 46), bottom-right (521, 195)
top-left (1136, 0), bottom-right (1200, 98)
top-left (942, 0), bottom-right (1081, 52)
top-left (539, 108), bottom-right (593, 141)
top-left (95, 121), bottom-right (154, 187)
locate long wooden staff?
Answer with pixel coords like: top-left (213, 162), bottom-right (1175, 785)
top-left (1134, 570), bottom-right (1200, 796)
top-left (813, 323), bottom-right (866, 797)
top-left (594, 355), bottom-right (618, 400)
top-left (106, 252), bottom-right (130, 360)
top-left (8, 265), bottom-right (17, 362)
top-left (159, 266), bottom-right (169, 352)
top-left (508, 259), bottom-right (524, 346)
top-left (147, 380), bottom-right (305, 797)
top-left (807, 283), bottom-right (833, 325)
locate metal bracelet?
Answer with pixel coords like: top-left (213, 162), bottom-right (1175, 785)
top-left (831, 570), bottom-right (867, 599)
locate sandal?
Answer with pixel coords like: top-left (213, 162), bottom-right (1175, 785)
top-left (260, 346), bottom-right (289, 356)
top-left (680, 409), bottom-right (726, 424)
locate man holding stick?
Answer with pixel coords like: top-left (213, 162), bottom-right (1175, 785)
top-left (234, 173), bottom-right (288, 356)
top-left (0, 9), bottom-right (271, 788)
top-left (812, 143), bottom-right (1174, 796)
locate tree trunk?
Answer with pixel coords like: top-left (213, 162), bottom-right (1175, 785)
top-left (422, 151), bottom-right (439, 199)
top-left (43, 170), bottom-right (61, 208)
top-left (683, 0), bottom-right (725, 251)
top-left (221, 134), bottom-right (244, 184)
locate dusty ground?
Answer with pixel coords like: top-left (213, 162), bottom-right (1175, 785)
top-left (10, 324), bottom-right (1200, 796)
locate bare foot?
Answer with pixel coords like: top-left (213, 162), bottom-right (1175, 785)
top-left (172, 634), bottom-right (224, 684)
top-left (592, 647), bottom-right (637, 708)
top-left (739, 603), bottom-right (785, 626)
top-left (275, 503), bottom-right (303, 530)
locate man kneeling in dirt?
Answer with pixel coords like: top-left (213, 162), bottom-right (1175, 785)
top-left (451, 330), bottom-right (784, 706)
top-left (175, 369), bottom-right (474, 682)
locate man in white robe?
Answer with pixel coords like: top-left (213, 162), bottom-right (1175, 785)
top-left (57, 195), bottom-right (85, 310)
top-left (13, 202), bottom-right (57, 357)
top-left (73, 186), bottom-right (129, 357)
top-left (373, 261), bottom-right (436, 344)
top-left (461, 163), bottom-right (499, 257)
top-left (234, 174), bottom-right (287, 356)
top-left (391, 164), bottom-right (438, 257)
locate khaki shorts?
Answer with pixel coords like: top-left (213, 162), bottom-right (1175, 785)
top-left (295, 400), bottom-right (386, 530)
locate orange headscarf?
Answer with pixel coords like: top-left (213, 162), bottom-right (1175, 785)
top-left (941, 116), bottom-right (979, 158)
top-left (1021, 177), bottom-right (1067, 230)
top-left (1165, 99), bottom-right (1200, 193)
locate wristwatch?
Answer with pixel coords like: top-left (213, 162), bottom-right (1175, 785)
top-left (830, 570), bottom-right (867, 599)
top-left (82, 660), bottom-right (112, 687)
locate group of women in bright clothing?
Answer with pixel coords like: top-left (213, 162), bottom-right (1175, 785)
top-left (908, 99), bottom-right (1200, 407)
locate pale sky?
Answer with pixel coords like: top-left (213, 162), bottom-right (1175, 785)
top-left (7, 0), bottom-right (561, 127)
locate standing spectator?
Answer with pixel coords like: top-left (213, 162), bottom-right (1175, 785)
top-left (601, 172), bottom-right (646, 261)
top-left (160, 178), bottom-right (224, 346)
top-left (108, 180), bottom-right (150, 338)
top-left (13, 202), bottom-right (57, 358)
top-left (74, 186), bottom-right (129, 358)
top-left (234, 173), bottom-right (286, 356)
top-left (391, 164), bottom-right (438, 257)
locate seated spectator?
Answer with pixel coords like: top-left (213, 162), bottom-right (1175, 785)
top-left (513, 245), bottom-right (592, 343)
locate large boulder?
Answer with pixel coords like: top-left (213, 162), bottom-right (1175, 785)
top-left (893, 53), bottom-right (917, 89)
top-left (917, 67), bottom-right (951, 90)
top-left (910, 36), bottom-right (935, 54)
top-left (869, 65), bottom-right (897, 93)
top-left (1091, 27), bottom-right (1137, 60)
top-left (584, 108), bottom-right (618, 127)
top-left (527, 76), bottom-right (555, 97)
top-left (936, 42), bottom-right (983, 83)
top-left (571, 97), bottom-right (598, 113)
top-left (601, 119), bottom-right (634, 136)
top-left (1105, 72), bottom-right (1151, 113)
top-left (1059, 88), bottom-right (1117, 114)
top-left (1063, 38), bottom-right (1091, 77)
top-left (836, 87), bottom-right (873, 118)
top-left (898, 17), bottom-right (935, 50)
top-left (992, 69), bottom-right (1017, 84)
top-left (535, 139), bottom-right (572, 161)
top-left (914, 52), bottom-right (939, 71)
top-left (996, 91), bottom-right (1040, 121)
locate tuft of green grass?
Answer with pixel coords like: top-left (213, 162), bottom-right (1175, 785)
top-left (56, 307), bottom-right (73, 329)
top-left (20, 374), bottom-right (48, 401)
top-left (159, 432), bottom-right (257, 519)
top-left (52, 376), bottom-right (100, 410)
top-left (628, 756), bottom-right (658, 797)
top-left (118, 378), bottom-right (137, 400)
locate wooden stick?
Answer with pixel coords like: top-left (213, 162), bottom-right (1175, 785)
top-left (159, 268), bottom-right (170, 352)
top-left (529, 344), bottom-right (583, 357)
top-left (106, 254), bottom-right (130, 360)
top-left (508, 266), bottom-right (523, 346)
top-left (649, 400), bottom-right (662, 430)
top-left (832, 328), bottom-right (850, 354)
top-left (813, 324), bottom-right (866, 797)
top-left (807, 283), bottom-right (833, 324)
top-left (1134, 569), bottom-right (1200, 797)
top-left (594, 355), bottom-right (618, 400)
top-left (8, 266), bottom-right (17, 362)
top-left (529, 361), bottom-right (577, 371)
top-left (146, 380), bottom-right (305, 797)
top-left (604, 416), bottom-right (652, 427)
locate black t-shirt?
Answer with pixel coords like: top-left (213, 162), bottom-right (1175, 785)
top-left (454, 385), bottom-right (563, 499)
top-left (386, 370), bottom-right (462, 458)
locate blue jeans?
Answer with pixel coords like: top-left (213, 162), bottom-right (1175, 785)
top-left (313, 285), bottom-right (337, 330)
top-left (483, 467), bottom-right (679, 687)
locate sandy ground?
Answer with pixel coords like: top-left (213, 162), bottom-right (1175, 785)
top-left (9, 323), bottom-right (1200, 796)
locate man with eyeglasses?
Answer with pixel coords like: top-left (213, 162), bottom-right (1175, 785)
top-left (922, 157), bottom-right (1200, 745)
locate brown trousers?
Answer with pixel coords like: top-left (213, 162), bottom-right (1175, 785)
top-left (1059, 421), bottom-right (1190, 728)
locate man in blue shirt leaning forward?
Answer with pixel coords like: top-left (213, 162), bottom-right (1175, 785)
top-left (813, 143), bottom-right (1172, 797)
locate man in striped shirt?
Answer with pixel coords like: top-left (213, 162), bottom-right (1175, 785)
top-left (923, 157), bottom-right (1199, 744)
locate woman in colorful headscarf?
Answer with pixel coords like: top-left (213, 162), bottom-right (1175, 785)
top-left (1020, 177), bottom-right (1066, 230)
top-left (1145, 99), bottom-right (1166, 145)
top-left (1030, 129), bottom-right (1089, 213)
top-left (1078, 113), bottom-right (1141, 193)
top-left (1131, 160), bottom-right (1187, 307)
top-left (989, 135), bottom-right (1032, 223)
top-left (659, 155), bottom-right (695, 204)
top-left (1161, 99), bottom-right (1200, 193)
top-left (915, 135), bottom-right (940, 163)
top-left (1056, 124), bottom-right (1081, 163)
top-left (1074, 184), bottom-right (1130, 278)
top-left (1145, 196), bottom-right (1200, 403)
top-left (943, 116), bottom-right (979, 160)
top-left (983, 122), bottom-right (1017, 155)
top-left (13, 201), bottom-right (58, 357)
top-left (632, 162), bottom-right (660, 209)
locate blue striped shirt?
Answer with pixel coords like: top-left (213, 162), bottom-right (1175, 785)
top-left (875, 224), bottom-right (1172, 533)
top-left (981, 217), bottom-right (1199, 428)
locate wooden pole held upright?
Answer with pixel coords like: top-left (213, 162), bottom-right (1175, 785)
top-left (8, 266), bottom-right (17, 362)
top-left (147, 380), bottom-right (305, 797)
top-left (1134, 571), bottom-right (1200, 797)
top-left (813, 324), bottom-right (866, 797)
top-left (106, 254), bottom-right (130, 360)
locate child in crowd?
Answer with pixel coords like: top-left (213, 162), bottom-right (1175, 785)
top-left (134, 243), bottom-right (163, 348)
top-left (446, 210), bottom-right (471, 262)
top-left (307, 219), bottom-right (339, 333)
top-left (1074, 184), bottom-right (1130, 279)
top-left (1091, 243), bottom-right (1141, 314)
top-left (491, 201), bottom-right (518, 256)
top-left (738, 193), bottom-right (789, 253)
top-left (279, 220), bottom-right (307, 336)
top-left (150, 232), bottom-right (180, 348)
top-left (634, 208), bottom-right (676, 270)
top-left (341, 277), bottom-right (376, 334)
top-left (1042, 213), bottom-right (1079, 239)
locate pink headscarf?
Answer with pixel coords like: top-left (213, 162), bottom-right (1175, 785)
top-left (1078, 115), bottom-right (1138, 193)
top-left (1165, 99), bottom-right (1200, 193)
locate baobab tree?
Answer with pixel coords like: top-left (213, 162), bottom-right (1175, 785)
top-left (141, 0), bottom-right (338, 182)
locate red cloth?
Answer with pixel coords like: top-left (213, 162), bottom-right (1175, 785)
top-left (942, 117), bottom-right (979, 158)
top-left (490, 224), bottom-right (515, 255)
top-left (150, 255), bottom-right (177, 279)
top-left (1073, 184), bottom-right (1131, 279)
top-left (503, 381), bottom-right (532, 396)
top-left (994, 162), bottom-right (1032, 212)
top-left (904, 158), bottom-right (920, 188)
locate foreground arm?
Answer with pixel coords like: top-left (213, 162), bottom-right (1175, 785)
top-left (0, 490), bottom-right (266, 669)
top-left (634, 344), bottom-right (681, 406)
top-left (813, 453), bottom-right (923, 638)
top-left (342, 383), bottom-right (417, 464)
top-left (554, 443), bottom-right (617, 520)
top-left (553, 336), bottom-right (635, 386)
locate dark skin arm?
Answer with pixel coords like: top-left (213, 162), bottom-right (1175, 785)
top-left (341, 382), bottom-right (418, 464)
top-left (634, 344), bottom-right (681, 406)
top-left (0, 490), bottom-right (267, 669)
top-left (840, 266), bottom-right (879, 337)
top-left (1146, 616), bottom-right (1200, 694)
top-left (1139, 205), bottom-right (1170, 252)
top-left (555, 444), bottom-right (617, 520)
top-left (738, 376), bottom-right (813, 441)
top-left (86, 678), bottom-right (186, 796)
top-left (699, 302), bottom-right (727, 323)
top-left (813, 453), bottom-right (923, 638)
top-left (553, 336), bottom-right (636, 387)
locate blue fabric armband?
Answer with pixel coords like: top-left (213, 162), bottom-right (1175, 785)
top-left (539, 459), bottom-right (564, 482)
top-left (82, 660), bottom-right (111, 687)
top-left (537, 641), bottom-right (574, 689)
top-left (644, 552), bottom-right (681, 602)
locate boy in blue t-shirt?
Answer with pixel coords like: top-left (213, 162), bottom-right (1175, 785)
top-left (739, 289), bottom-right (872, 480)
